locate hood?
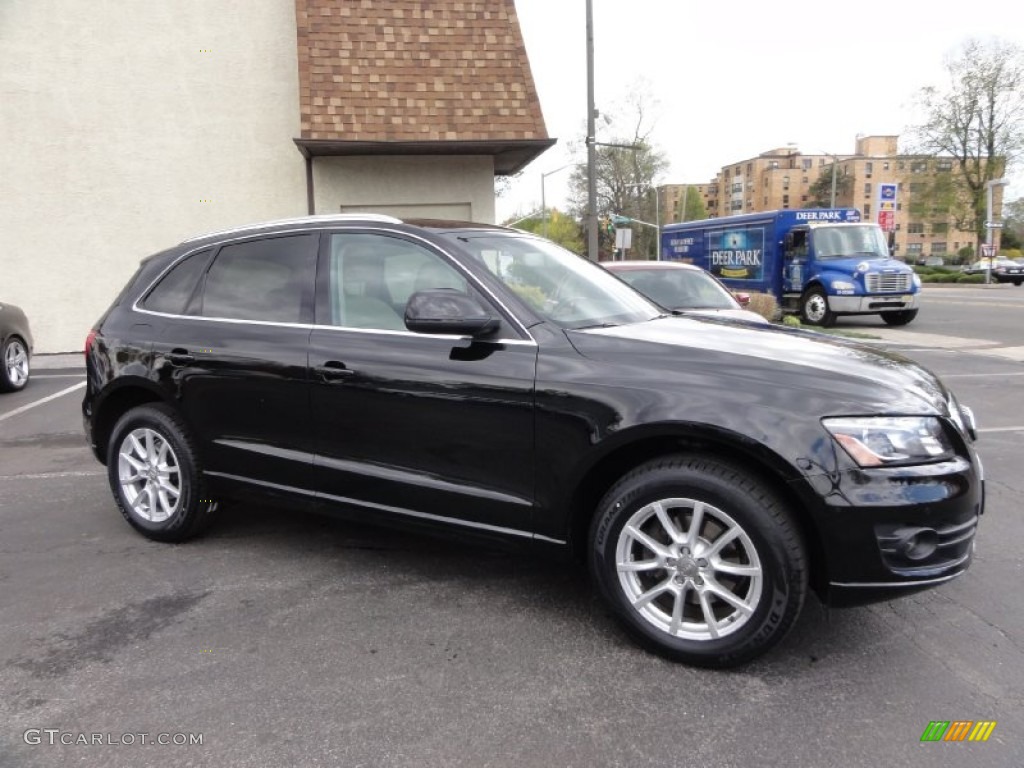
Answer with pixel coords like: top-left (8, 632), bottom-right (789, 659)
top-left (678, 307), bottom-right (770, 324)
top-left (567, 316), bottom-right (949, 415)
top-left (823, 256), bottom-right (914, 274)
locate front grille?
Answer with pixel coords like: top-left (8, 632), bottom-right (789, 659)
top-left (866, 272), bottom-right (912, 292)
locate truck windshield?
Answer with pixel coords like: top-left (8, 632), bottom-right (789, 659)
top-left (445, 233), bottom-right (660, 329)
top-left (813, 225), bottom-right (889, 260)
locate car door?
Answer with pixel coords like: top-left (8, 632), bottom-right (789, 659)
top-left (308, 230), bottom-right (538, 538)
top-left (146, 233), bottom-right (317, 492)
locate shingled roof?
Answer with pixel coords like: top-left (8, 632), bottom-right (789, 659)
top-left (293, 0), bottom-right (554, 174)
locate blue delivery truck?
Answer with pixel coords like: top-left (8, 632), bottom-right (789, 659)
top-left (660, 209), bottom-right (921, 326)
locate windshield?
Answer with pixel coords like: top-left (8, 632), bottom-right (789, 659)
top-left (616, 268), bottom-right (738, 310)
top-left (812, 225), bottom-right (889, 260)
top-left (446, 233), bottom-right (660, 329)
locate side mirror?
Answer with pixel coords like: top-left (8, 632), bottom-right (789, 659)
top-left (405, 290), bottom-right (500, 337)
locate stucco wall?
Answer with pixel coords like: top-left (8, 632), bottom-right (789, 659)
top-left (314, 156), bottom-right (496, 224)
top-left (0, 1), bottom-right (306, 352)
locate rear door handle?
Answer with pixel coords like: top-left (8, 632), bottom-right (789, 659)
top-left (316, 360), bottom-right (355, 382)
top-left (167, 348), bottom-right (195, 365)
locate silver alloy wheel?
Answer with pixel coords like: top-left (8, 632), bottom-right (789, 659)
top-left (5, 339), bottom-right (29, 387)
top-left (117, 428), bottom-right (182, 523)
top-left (616, 497), bottom-right (763, 641)
top-left (803, 293), bottom-right (828, 324)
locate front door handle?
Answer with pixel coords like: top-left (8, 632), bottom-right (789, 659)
top-left (167, 348), bottom-right (195, 365)
top-left (316, 360), bottom-right (355, 382)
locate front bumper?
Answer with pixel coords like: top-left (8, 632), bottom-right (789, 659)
top-left (829, 292), bottom-right (919, 314)
top-left (803, 455), bottom-right (983, 607)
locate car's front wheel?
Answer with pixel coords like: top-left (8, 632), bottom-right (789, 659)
top-left (107, 404), bottom-right (218, 542)
top-left (0, 336), bottom-right (30, 392)
top-left (589, 455), bottom-right (807, 668)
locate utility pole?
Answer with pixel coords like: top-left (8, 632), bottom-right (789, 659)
top-left (585, 0), bottom-right (598, 261)
top-left (984, 178), bottom-right (1008, 284)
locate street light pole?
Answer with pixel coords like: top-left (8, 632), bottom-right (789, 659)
top-left (984, 177), bottom-right (1008, 285)
top-left (540, 164), bottom-right (572, 239)
top-left (654, 185), bottom-right (661, 260)
top-left (585, 0), bottom-right (598, 261)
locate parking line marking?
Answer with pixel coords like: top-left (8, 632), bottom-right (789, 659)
top-left (0, 381), bottom-right (86, 423)
top-left (0, 470), bottom-right (104, 480)
top-left (977, 426), bottom-right (1024, 434)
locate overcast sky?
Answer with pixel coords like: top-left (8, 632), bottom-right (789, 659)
top-left (499, 0), bottom-right (1024, 222)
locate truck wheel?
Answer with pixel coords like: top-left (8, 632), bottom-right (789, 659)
top-left (589, 455), bottom-right (807, 668)
top-left (800, 288), bottom-right (835, 327)
top-left (881, 309), bottom-right (919, 326)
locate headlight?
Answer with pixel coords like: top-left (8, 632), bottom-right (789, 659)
top-left (856, 262), bottom-right (870, 273)
top-left (823, 416), bottom-right (955, 467)
top-left (832, 280), bottom-right (855, 291)
top-left (912, 273), bottom-right (922, 288)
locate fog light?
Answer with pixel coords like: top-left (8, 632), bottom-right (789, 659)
top-left (895, 527), bottom-right (939, 561)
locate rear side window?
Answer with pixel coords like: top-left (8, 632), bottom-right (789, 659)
top-left (141, 250), bottom-right (211, 314)
top-left (201, 235), bottom-right (317, 323)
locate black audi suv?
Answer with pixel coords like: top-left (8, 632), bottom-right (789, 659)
top-left (83, 214), bottom-right (984, 667)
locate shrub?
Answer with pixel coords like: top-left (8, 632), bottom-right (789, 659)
top-left (744, 291), bottom-right (781, 322)
top-left (956, 273), bottom-right (986, 284)
top-left (782, 315), bottom-right (801, 327)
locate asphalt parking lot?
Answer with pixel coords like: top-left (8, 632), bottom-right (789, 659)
top-left (2, 321), bottom-right (1022, 767)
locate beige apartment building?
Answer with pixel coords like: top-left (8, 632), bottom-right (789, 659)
top-left (661, 135), bottom-right (1005, 262)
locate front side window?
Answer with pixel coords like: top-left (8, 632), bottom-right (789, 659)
top-left (447, 233), bottom-right (659, 329)
top-left (813, 225), bottom-right (889, 259)
top-left (326, 233), bottom-right (468, 331)
top-left (617, 268), bottom-right (737, 311)
top-left (201, 235), bottom-right (317, 323)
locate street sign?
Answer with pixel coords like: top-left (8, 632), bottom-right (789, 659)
top-left (879, 183), bottom-right (897, 201)
top-left (981, 243), bottom-right (996, 257)
top-left (615, 227), bottom-right (632, 250)
top-left (878, 210), bottom-right (895, 232)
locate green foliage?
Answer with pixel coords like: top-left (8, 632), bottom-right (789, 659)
top-left (781, 315), bottom-right (802, 328)
top-left (677, 186), bottom-right (708, 222)
top-left (806, 164), bottom-right (853, 207)
top-left (512, 209), bottom-right (584, 254)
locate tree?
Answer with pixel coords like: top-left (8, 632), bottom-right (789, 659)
top-left (909, 38), bottom-right (1024, 248)
top-left (566, 84), bottom-right (669, 259)
top-left (507, 209), bottom-right (584, 254)
top-left (1000, 196), bottom-right (1024, 250)
top-left (676, 186), bottom-right (708, 222)
top-left (806, 164), bottom-right (853, 207)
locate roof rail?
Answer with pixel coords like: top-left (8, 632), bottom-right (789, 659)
top-left (181, 213), bottom-right (404, 243)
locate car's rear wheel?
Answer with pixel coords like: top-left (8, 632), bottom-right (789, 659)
top-left (589, 455), bottom-right (807, 668)
top-left (107, 404), bottom-right (218, 542)
top-left (881, 309), bottom-right (918, 326)
top-left (0, 336), bottom-right (30, 392)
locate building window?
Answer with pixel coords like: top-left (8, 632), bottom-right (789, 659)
top-left (769, 161), bottom-right (779, 169)
top-left (911, 160), bottom-right (928, 173)
top-left (896, 202), bottom-right (902, 210)
top-left (865, 162), bottom-right (873, 175)
top-left (932, 242), bottom-right (947, 253)
top-left (782, 195), bottom-right (790, 207)
top-left (906, 242), bottom-right (923, 255)
top-left (746, 162), bottom-right (752, 174)
top-left (897, 161), bottom-right (905, 170)
top-left (864, 183), bottom-right (872, 196)
top-left (936, 159), bottom-right (953, 172)
top-left (783, 175), bottom-right (790, 190)
top-left (801, 195), bottom-right (808, 202)
top-left (883, 161), bottom-right (890, 171)
top-left (909, 183), bottom-right (925, 194)
top-left (907, 222), bottom-right (925, 234)
top-left (864, 203), bottom-right (871, 215)
top-left (802, 158), bottom-right (812, 170)
top-left (932, 222), bottom-right (949, 234)
top-left (802, 176), bottom-right (808, 183)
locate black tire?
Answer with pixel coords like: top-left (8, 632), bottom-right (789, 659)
top-left (881, 309), bottom-right (919, 326)
top-left (800, 287), bottom-right (835, 327)
top-left (0, 335), bottom-right (30, 392)
top-left (106, 403), bottom-right (218, 542)
top-left (589, 455), bottom-right (807, 668)
top-left (1014, 280), bottom-right (1022, 287)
